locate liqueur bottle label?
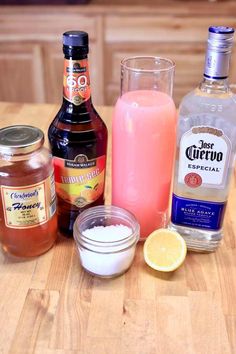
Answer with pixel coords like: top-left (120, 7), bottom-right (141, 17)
top-left (171, 194), bottom-right (226, 231)
top-left (178, 126), bottom-right (231, 189)
top-left (1, 174), bottom-right (56, 229)
top-left (63, 58), bottom-right (91, 105)
top-left (53, 154), bottom-right (106, 208)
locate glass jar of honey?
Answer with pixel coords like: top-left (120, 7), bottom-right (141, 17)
top-left (0, 125), bottom-right (57, 257)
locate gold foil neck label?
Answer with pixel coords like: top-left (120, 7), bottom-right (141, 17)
top-left (192, 126), bottom-right (223, 137)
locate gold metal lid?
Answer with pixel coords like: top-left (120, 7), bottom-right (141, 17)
top-left (0, 125), bottom-right (44, 155)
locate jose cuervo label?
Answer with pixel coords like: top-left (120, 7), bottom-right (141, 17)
top-left (178, 126), bottom-right (231, 189)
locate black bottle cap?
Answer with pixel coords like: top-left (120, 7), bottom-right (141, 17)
top-left (63, 31), bottom-right (88, 47)
top-left (63, 31), bottom-right (89, 56)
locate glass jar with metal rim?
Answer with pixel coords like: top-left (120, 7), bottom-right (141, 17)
top-left (73, 205), bottom-right (140, 278)
top-left (0, 125), bottom-right (57, 257)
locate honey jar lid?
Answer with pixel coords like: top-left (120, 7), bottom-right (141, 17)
top-left (0, 125), bottom-right (44, 155)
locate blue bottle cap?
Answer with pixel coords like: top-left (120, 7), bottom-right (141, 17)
top-left (209, 26), bottom-right (234, 34)
top-left (204, 26), bottom-right (235, 79)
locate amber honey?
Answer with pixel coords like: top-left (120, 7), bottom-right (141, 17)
top-left (0, 125), bottom-right (57, 257)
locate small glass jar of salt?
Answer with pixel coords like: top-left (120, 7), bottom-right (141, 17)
top-left (73, 205), bottom-right (140, 278)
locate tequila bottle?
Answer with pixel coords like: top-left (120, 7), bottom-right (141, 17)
top-left (169, 26), bottom-right (236, 252)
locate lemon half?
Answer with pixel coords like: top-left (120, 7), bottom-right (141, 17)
top-left (143, 229), bottom-right (187, 272)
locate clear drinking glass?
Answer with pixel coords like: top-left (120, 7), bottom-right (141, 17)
top-left (112, 56), bottom-right (176, 239)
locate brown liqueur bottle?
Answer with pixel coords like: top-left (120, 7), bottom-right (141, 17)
top-left (48, 31), bottom-right (108, 236)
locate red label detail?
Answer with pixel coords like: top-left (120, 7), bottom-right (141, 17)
top-left (184, 173), bottom-right (202, 188)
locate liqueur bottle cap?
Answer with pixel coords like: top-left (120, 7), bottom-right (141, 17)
top-left (63, 31), bottom-right (88, 47)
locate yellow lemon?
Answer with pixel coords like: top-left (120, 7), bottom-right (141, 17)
top-left (143, 228), bottom-right (187, 272)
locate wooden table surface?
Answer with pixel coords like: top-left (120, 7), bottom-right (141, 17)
top-left (0, 102), bottom-right (236, 354)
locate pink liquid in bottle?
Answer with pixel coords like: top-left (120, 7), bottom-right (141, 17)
top-left (112, 90), bottom-right (176, 239)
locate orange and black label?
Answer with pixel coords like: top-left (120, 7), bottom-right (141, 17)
top-left (63, 59), bottom-right (91, 106)
top-left (53, 154), bottom-right (106, 208)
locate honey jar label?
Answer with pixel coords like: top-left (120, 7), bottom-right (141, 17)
top-left (63, 58), bottom-right (91, 105)
top-left (1, 174), bottom-right (56, 229)
top-left (53, 154), bottom-right (106, 208)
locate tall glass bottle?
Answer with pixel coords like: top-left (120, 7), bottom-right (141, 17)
top-left (169, 26), bottom-right (236, 252)
top-left (48, 31), bottom-right (108, 237)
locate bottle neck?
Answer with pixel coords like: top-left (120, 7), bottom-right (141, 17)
top-left (200, 44), bottom-right (232, 94)
top-left (199, 77), bottom-right (230, 94)
top-left (203, 43), bottom-right (231, 80)
top-left (62, 52), bottom-right (93, 114)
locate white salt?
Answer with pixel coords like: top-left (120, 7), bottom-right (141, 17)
top-left (78, 224), bottom-right (136, 277)
top-left (82, 224), bottom-right (132, 242)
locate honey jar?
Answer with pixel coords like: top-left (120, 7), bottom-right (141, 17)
top-left (0, 125), bottom-right (57, 257)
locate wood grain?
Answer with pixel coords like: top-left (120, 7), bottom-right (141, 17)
top-left (0, 102), bottom-right (235, 354)
top-left (1, 2), bottom-right (236, 106)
